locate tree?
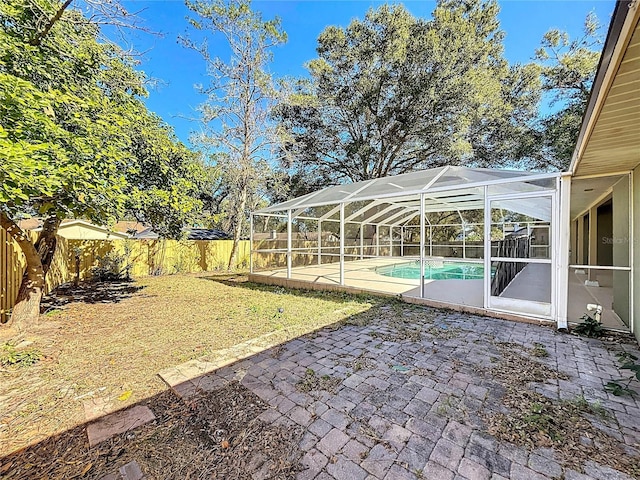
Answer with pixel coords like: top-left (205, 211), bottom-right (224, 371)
top-left (275, 0), bottom-right (540, 187)
top-left (183, 0), bottom-right (287, 270)
top-left (0, 0), bottom-right (210, 331)
top-left (526, 12), bottom-right (602, 171)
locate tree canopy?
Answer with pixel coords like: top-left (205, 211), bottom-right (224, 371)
top-left (275, 0), bottom-right (541, 188)
top-left (183, 0), bottom-right (286, 269)
top-left (1, 0), bottom-right (210, 235)
top-left (0, 0), bottom-right (212, 329)
top-left (527, 12), bottom-right (603, 171)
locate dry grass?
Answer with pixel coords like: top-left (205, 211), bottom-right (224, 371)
top-left (0, 272), bottom-right (373, 456)
top-left (1, 382), bottom-right (304, 479)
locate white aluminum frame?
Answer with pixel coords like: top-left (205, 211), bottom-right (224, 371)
top-left (250, 167), bottom-right (572, 328)
top-left (486, 190), bottom-right (557, 319)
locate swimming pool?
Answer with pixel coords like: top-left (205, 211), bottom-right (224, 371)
top-left (375, 261), bottom-right (485, 280)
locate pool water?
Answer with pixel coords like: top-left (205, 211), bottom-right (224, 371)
top-left (376, 261), bottom-right (485, 280)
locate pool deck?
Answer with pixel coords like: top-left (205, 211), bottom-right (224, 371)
top-left (250, 258), bottom-right (533, 326)
top-left (250, 258), bottom-right (629, 331)
top-left (251, 258), bottom-right (484, 306)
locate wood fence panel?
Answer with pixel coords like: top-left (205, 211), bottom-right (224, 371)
top-left (1, 227), bottom-right (26, 324)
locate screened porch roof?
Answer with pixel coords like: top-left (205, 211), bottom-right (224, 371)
top-left (256, 166), bottom-right (559, 225)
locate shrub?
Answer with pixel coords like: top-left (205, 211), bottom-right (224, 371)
top-left (1, 342), bottom-right (41, 367)
top-left (573, 314), bottom-right (603, 338)
top-left (91, 250), bottom-right (131, 281)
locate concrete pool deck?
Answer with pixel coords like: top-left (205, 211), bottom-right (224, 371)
top-left (250, 258), bottom-right (629, 331)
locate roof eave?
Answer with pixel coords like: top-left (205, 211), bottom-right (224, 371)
top-left (570, 0), bottom-right (639, 175)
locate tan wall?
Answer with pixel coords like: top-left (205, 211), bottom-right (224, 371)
top-left (0, 228), bottom-right (250, 323)
top-left (634, 165), bottom-right (640, 343)
top-left (56, 224), bottom-right (129, 240)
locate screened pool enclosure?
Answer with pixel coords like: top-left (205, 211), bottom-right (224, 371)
top-left (250, 166), bottom-right (572, 325)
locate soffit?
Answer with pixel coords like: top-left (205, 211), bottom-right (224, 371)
top-left (575, 12), bottom-right (640, 176)
top-left (570, 175), bottom-right (626, 219)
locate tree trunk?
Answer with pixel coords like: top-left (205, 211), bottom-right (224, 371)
top-left (35, 216), bottom-right (62, 275)
top-left (227, 187), bottom-right (248, 271)
top-left (9, 266), bottom-right (44, 332)
top-left (0, 213), bottom-right (47, 331)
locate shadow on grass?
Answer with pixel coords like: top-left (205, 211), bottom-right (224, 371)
top-left (1, 290), bottom-right (425, 478)
top-left (40, 281), bottom-right (146, 313)
top-left (0, 381), bottom-right (301, 479)
top-left (0, 338), bottom-right (315, 479)
top-left (198, 273), bottom-right (395, 306)
top-left (0, 276), bottom-right (446, 477)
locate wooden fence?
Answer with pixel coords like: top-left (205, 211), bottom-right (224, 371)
top-left (0, 228), bottom-right (250, 323)
top-left (0, 227), bottom-right (26, 325)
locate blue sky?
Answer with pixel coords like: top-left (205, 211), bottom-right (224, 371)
top-left (119, 0), bottom-right (616, 145)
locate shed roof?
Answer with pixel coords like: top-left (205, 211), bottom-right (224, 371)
top-left (34, 220), bottom-right (130, 240)
top-left (186, 228), bottom-right (231, 240)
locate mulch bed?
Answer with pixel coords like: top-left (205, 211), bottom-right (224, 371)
top-left (0, 382), bottom-right (304, 479)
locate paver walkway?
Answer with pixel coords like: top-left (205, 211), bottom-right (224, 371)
top-left (160, 309), bottom-right (640, 480)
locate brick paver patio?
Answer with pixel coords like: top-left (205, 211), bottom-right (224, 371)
top-left (160, 308), bottom-right (640, 480)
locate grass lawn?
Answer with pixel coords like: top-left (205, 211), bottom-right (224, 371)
top-left (0, 272), bottom-right (381, 457)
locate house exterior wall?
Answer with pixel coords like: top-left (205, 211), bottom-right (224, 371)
top-left (56, 224), bottom-right (127, 240)
top-left (612, 178), bottom-right (631, 326)
top-left (633, 166), bottom-right (640, 342)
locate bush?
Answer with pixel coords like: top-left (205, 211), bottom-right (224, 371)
top-left (573, 314), bottom-right (603, 338)
top-left (1, 342), bottom-right (41, 367)
top-left (91, 250), bottom-right (131, 281)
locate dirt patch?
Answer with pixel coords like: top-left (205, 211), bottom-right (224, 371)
top-left (425, 325), bottom-right (462, 339)
top-left (370, 327), bottom-right (422, 342)
top-left (1, 382), bottom-right (304, 479)
top-left (483, 342), bottom-right (640, 478)
top-left (182, 381), bottom-right (304, 479)
top-left (490, 342), bottom-right (569, 385)
top-left (344, 352), bottom-right (378, 372)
